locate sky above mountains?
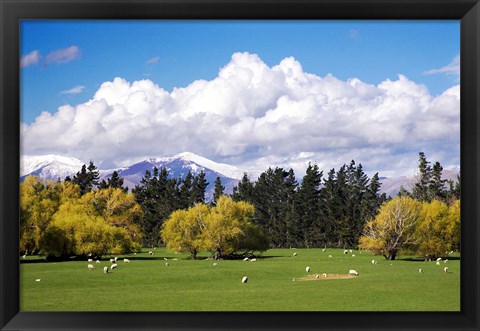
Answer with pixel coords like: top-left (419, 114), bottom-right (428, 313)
top-left (20, 20), bottom-right (460, 178)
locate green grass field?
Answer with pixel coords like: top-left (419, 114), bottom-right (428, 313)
top-left (20, 248), bottom-right (460, 311)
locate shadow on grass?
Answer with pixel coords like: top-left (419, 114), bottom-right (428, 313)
top-left (397, 256), bottom-right (460, 262)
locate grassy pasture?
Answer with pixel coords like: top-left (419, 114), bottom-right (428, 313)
top-left (20, 248), bottom-right (460, 311)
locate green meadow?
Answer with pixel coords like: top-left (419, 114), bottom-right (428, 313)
top-left (20, 248), bottom-right (460, 311)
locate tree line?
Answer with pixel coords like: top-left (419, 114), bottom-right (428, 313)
top-left (20, 152), bottom-right (460, 259)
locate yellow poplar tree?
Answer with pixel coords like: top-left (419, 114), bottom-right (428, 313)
top-left (359, 196), bottom-right (422, 260)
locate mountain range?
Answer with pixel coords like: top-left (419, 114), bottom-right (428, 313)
top-left (20, 153), bottom-right (459, 199)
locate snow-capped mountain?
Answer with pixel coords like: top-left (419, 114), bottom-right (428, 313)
top-left (20, 152), bottom-right (243, 200)
top-left (107, 152), bottom-right (243, 198)
top-left (20, 154), bottom-right (85, 182)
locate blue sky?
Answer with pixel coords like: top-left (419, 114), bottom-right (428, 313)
top-left (20, 20), bottom-right (460, 177)
top-left (21, 20), bottom-right (459, 124)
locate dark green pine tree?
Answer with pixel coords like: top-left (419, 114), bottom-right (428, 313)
top-left (98, 170), bottom-right (127, 192)
top-left (190, 171), bottom-right (209, 204)
top-left (180, 171), bottom-right (194, 209)
top-left (412, 152), bottom-right (432, 202)
top-left (72, 162), bottom-right (99, 195)
top-left (397, 185), bottom-right (411, 197)
top-left (212, 176), bottom-right (225, 205)
top-left (232, 172), bottom-right (254, 203)
top-left (429, 161), bottom-right (446, 201)
top-left (295, 163), bottom-right (323, 248)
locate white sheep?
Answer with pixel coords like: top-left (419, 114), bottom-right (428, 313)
top-left (96, 260), bottom-right (101, 263)
top-left (436, 257), bottom-right (442, 262)
top-left (243, 257), bottom-right (249, 261)
top-left (165, 262), bottom-right (169, 267)
top-left (444, 259), bottom-right (448, 263)
top-left (343, 250), bottom-right (348, 254)
top-left (172, 258), bottom-right (178, 261)
top-left (315, 274), bottom-right (319, 279)
top-left (213, 263), bottom-right (218, 266)
top-left (35, 278), bottom-right (41, 282)
top-left (123, 259), bottom-right (130, 263)
top-left (164, 257), bottom-right (168, 260)
top-left (149, 251), bottom-right (154, 255)
top-left (306, 266), bottom-right (310, 273)
top-left (103, 266), bottom-right (109, 273)
top-left (436, 261), bottom-right (441, 265)
top-left (22, 254), bottom-right (26, 258)
top-left (444, 267), bottom-right (449, 273)
top-left (323, 273), bottom-right (327, 278)
top-left (110, 258), bottom-right (115, 263)
top-left (114, 257), bottom-right (118, 262)
top-left (349, 269), bottom-right (359, 276)
top-left (241, 276), bottom-right (248, 284)
top-left (250, 258), bottom-right (257, 262)
top-left (450, 250), bottom-right (454, 255)
top-left (293, 253), bottom-right (297, 256)
top-left (371, 260), bottom-right (377, 264)
top-left (322, 249), bottom-right (326, 252)
top-left (351, 254), bottom-right (356, 257)
top-left (349, 249), bottom-right (353, 253)
top-left (419, 268), bottom-right (424, 273)
top-left (111, 263), bottom-right (118, 270)
top-left (88, 258), bottom-right (93, 262)
top-left (154, 247), bottom-right (157, 250)
top-left (87, 264), bottom-right (95, 270)
top-left (328, 255), bottom-right (332, 258)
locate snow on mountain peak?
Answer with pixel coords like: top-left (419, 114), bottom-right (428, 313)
top-left (21, 154), bottom-right (85, 177)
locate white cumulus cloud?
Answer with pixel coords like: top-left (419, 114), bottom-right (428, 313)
top-left (21, 52), bottom-right (460, 178)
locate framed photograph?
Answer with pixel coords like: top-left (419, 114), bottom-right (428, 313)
top-left (1, 0), bottom-right (479, 330)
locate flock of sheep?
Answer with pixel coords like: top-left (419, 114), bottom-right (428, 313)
top-left (86, 256), bottom-right (131, 274)
top-left (79, 248), bottom-right (453, 285)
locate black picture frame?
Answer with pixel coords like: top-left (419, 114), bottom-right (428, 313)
top-left (1, 0), bottom-right (479, 330)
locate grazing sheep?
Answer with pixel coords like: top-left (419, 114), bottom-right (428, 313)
top-left (328, 255), bottom-right (332, 258)
top-left (436, 257), bottom-right (442, 262)
top-left (88, 253), bottom-right (92, 257)
top-left (322, 249), bottom-right (326, 252)
top-left (165, 262), bottom-right (169, 267)
top-left (111, 263), bottom-right (118, 270)
top-left (88, 258), bottom-right (93, 262)
top-left (323, 273), bottom-right (327, 278)
top-left (315, 274), bottom-right (320, 279)
top-left (114, 257), bottom-right (118, 262)
top-left (250, 259), bottom-right (257, 262)
top-left (36, 279), bottom-right (41, 282)
top-left (164, 257), bottom-right (168, 260)
top-left (293, 253), bottom-right (297, 256)
top-left (213, 263), bottom-right (218, 266)
top-left (241, 276), bottom-right (248, 284)
top-left (243, 257), bottom-right (249, 261)
top-left (103, 266), bottom-right (109, 273)
top-left (110, 258), bottom-right (115, 263)
top-left (444, 259), bottom-right (448, 263)
top-left (419, 268), bottom-right (424, 273)
top-left (88, 264), bottom-right (95, 270)
top-left (343, 250), bottom-right (348, 254)
top-left (450, 250), bottom-right (454, 255)
top-left (123, 259), bottom-right (130, 263)
top-left (349, 269), bottom-right (359, 276)
top-left (22, 254), bottom-right (26, 259)
top-left (349, 249), bottom-right (353, 253)
top-left (436, 261), bottom-right (441, 265)
top-left (172, 258), bottom-right (178, 261)
top-left (306, 266), bottom-right (310, 273)
top-left (292, 278), bottom-right (296, 281)
top-left (96, 260), bottom-right (101, 263)
top-left (444, 267), bottom-right (449, 273)
top-left (371, 260), bottom-right (377, 264)
top-left (154, 247), bottom-right (157, 250)
top-left (149, 251), bottom-right (154, 255)
top-left (351, 254), bottom-right (356, 257)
